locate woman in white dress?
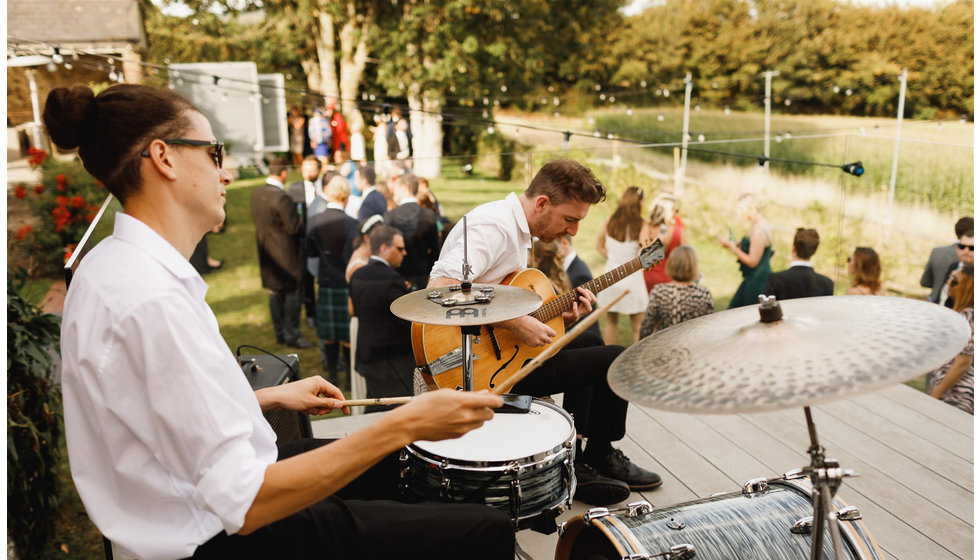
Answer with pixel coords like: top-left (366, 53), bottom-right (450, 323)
top-left (596, 186), bottom-right (653, 345)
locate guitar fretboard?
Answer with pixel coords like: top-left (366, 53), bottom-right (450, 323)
top-left (531, 258), bottom-right (643, 322)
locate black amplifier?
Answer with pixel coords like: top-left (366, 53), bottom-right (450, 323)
top-left (240, 353), bottom-right (313, 443)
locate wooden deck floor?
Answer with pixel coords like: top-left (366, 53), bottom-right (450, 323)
top-left (312, 384), bottom-right (973, 559)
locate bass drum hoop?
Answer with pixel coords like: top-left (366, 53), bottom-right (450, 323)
top-left (556, 479), bottom-right (883, 560)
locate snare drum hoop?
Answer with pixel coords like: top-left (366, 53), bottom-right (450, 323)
top-left (557, 479), bottom-right (883, 560)
top-left (404, 399), bottom-right (576, 471)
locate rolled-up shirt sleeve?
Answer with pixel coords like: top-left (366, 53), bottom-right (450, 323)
top-left (104, 294), bottom-right (274, 535)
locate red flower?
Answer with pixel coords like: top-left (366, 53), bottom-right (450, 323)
top-left (95, 180), bottom-right (104, 189)
top-left (33, 184), bottom-right (44, 195)
top-left (55, 195), bottom-right (68, 207)
top-left (15, 225), bottom-right (32, 241)
top-left (56, 173), bottom-right (66, 184)
top-left (27, 147), bottom-right (48, 167)
top-left (70, 196), bottom-right (85, 208)
top-left (86, 213), bottom-right (97, 222)
top-left (64, 243), bottom-right (77, 263)
top-left (14, 185), bottom-right (26, 199)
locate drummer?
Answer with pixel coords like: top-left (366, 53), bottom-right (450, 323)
top-left (48, 83), bottom-right (514, 559)
top-left (428, 159), bottom-right (662, 506)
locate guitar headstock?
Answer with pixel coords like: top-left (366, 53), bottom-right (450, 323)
top-left (639, 238), bottom-right (666, 269)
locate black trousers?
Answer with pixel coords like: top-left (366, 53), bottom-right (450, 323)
top-left (193, 439), bottom-right (514, 560)
top-left (513, 331), bottom-right (627, 444)
top-left (301, 268), bottom-right (316, 321)
top-left (269, 286), bottom-right (302, 343)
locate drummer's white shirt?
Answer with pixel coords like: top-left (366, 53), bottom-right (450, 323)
top-left (61, 213), bottom-right (277, 560)
top-left (430, 192), bottom-right (531, 284)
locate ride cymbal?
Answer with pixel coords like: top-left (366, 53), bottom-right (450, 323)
top-left (608, 296), bottom-right (971, 413)
top-left (391, 283), bottom-right (542, 326)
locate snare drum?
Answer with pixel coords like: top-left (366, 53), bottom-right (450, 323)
top-left (557, 479), bottom-right (883, 559)
top-left (400, 399), bottom-right (575, 530)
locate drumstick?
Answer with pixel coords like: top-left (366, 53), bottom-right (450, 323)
top-left (491, 290), bottom-right (628, 395)
top-left (339, 396), bottom-right (414, 407)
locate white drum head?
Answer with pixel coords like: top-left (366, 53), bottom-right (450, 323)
top-left (414, 401), bottom-right (573, 462)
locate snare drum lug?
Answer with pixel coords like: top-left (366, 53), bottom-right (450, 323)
top-left (583, 507), bottom-right (610, 524)
top-left (668, 543), bottom-right (696, 560)
top-left (741, 478), bottom-right (770, 494)
top-left (510, 478), bottom-right (523, 522)
top-left (836, 506), bottom-right (862, 521)
top-left (666, 517), bottom-right (685, 530)
top-left (790, 515), bottom-right (814, 534)
top-left (557, 521), bottom-right (567, 537)
top-left (626, 500), bottom-right (653, 517)
top-left (440, 477), bottom-right (452, 500)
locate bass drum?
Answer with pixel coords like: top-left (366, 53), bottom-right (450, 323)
top-left (556, 479), bottom-right (882, 560)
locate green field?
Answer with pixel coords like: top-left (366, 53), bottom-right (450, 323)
top-left (592, 108), bottom-right (974, 214)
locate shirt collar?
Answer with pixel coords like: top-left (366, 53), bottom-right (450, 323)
top-left (506, 192), bottom-right (531, 240)
top-left (369, 255), bottom-right (391, 267)
top-left (112, 213), bottom-right (207, 298)
top-left (327, 202), bottom-right (345, 210)
top-left (790, 260), bottom-right (814, 268)
top-left (398, 197), bottom-right (419, 205)
top-left (267, 177), bottom-right (286, 190)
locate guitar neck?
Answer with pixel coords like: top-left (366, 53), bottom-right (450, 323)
top-left (531, 258), bottom-right (642, 322)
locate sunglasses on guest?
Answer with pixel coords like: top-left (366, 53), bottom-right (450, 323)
top-left (957, 243), bottom-right (974, 251)
top-left (141, 139), bottom-right (224, 169)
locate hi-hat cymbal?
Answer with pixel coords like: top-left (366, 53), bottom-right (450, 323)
top-left (391, 283), bottom-right (542, 326)
top-left (608, 296), bottom-right (971, 414)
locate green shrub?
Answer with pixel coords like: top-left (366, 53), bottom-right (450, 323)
top-left (11, 149), bottom-right (107, 277)
top-left (7, 268), bottom-right (63, 559)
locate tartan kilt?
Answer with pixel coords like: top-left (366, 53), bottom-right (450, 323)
top-left (316, 286), bottom-right (350, 342)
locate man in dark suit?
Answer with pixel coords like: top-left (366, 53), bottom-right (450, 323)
top-left (921, 216), bottom-right (973, 303)
top-left (356, 164), bottom-right (388, 221)
top-left (288, 156), bottom-right (323, 328)
top-left (306, 176), bottom-right (359, 387)
top-left (251, 157), bottom-right (311, 349)
top-left (384, 173), bottom-right (439, 290)
top-left (764, 227), bottom-right (834, 301)
top-left (348, 225), bottom-right (415, 412)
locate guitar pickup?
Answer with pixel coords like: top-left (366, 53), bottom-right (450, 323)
top-left (424, 347), bottom-right (477, 376)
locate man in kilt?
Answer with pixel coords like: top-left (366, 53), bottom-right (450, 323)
top-left (306, 175), bottom-right (359, 388)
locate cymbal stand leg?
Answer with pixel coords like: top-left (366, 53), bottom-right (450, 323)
top-left (803, 406), bottom-right (845, 560)
top-left (460, 325), bottom-right (480, 392)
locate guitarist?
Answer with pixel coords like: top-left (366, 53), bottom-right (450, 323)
top-left (428, 159), bottom-right (662, 507)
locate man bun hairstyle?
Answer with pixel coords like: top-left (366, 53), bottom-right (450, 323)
top-left (43, 84), bottom-right (195, 203)
top-left (526, 159), bottom-right (606, 206)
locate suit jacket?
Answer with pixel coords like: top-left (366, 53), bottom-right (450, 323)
top-left (565, 255), bottom-right (602, 338)
top-left (349, 259), bottom-right (414, 381)
top-left (358, 189), bottom-right (388, 221)
top-left (306, 208), bottom-right (359, 288)
top-left (385, 202), bottom-right (439, 289)
top-left (251, 181), bottom-right (304, 291)
top-left (763, 265), bottom-right (834, 301)
top-left (921, 244), bottom-right (958, 303)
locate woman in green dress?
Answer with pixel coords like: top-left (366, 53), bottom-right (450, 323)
top-left (718, 193), bottom-right (773, 308)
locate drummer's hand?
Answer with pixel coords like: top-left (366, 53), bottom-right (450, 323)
top-left (393, 389), bottom-right (502, 442)
top-left (562, 287), bottom-right (595, 326)
top-left (255, 375), bottom-right (349, 416)
top-left (503, 315), bottom-right (556, 347)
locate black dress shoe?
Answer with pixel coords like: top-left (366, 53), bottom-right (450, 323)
top-left (573, 462), bottom-right (631, 506)
top-left (592, 449), bottom-right (662, 491)
top-left (286, 337), bottom-right (313, 349)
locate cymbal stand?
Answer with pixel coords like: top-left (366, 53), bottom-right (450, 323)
top-left (459, 216), bottom-right (475, 391)
top-left (803, 406), bottom-right (853, 560)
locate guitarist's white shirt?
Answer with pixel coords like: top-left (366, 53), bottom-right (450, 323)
top-left (430, 192), bottom-right (532, 285)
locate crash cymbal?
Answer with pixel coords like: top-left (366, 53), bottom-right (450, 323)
top-left (390, 283), bottom-right (542, 326)
top-left (609, 296), bottom-right (972, 413)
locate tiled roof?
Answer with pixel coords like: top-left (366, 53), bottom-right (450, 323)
top-left (8, 0), bottom-right (144, 45)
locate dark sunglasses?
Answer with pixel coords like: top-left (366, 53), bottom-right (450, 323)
top-left (141, 139), bottom-right (224, 169)
top-left (957, 243), bottom-right (974, 251)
